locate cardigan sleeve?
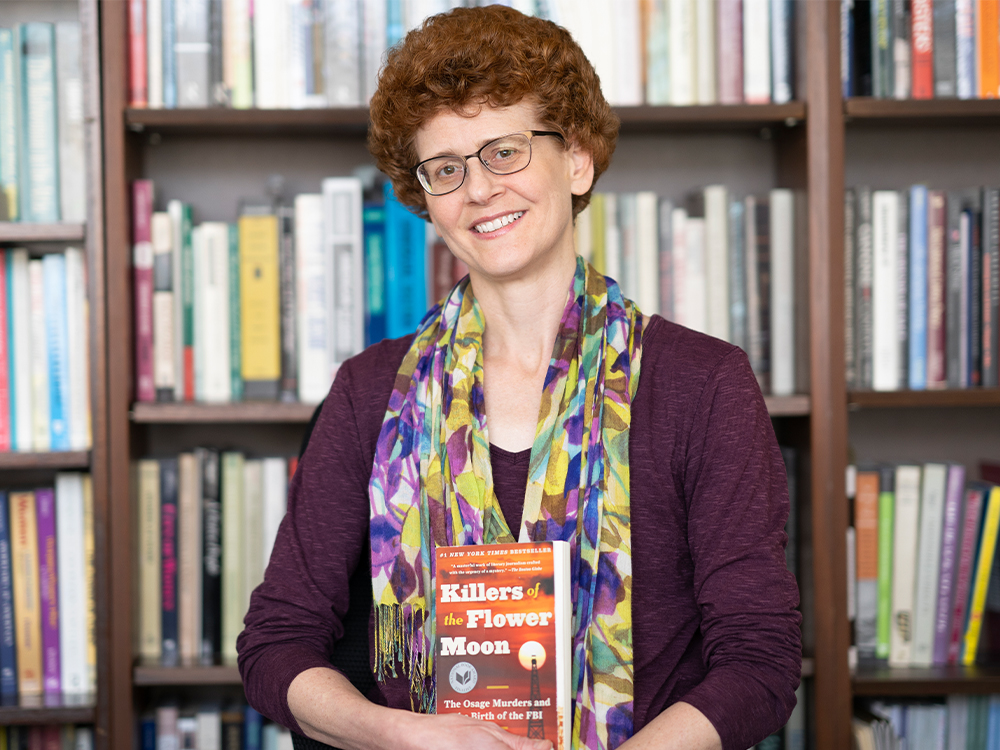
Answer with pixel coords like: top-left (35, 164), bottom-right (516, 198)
top-left (670, 347), bottom-right (802, 750)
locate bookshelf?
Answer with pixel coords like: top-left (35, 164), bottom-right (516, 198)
top-left (0, 0), bottom-right (109, 742)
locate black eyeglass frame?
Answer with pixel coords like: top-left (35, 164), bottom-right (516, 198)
top-left (410, 130), bottom-right (565, 197)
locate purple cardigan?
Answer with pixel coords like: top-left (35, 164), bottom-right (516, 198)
top-left (237, 315), bottom-right (802, 750)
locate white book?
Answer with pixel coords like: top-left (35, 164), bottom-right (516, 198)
top-left (587, 1), bottom-right (616, 105)
top-left (704, 185), bottom-right (730, 342)
top-left (618, 193), bottom-right (638, 300)
top-left (177, 452), bottom-right (202, 665)
top-left (168, 201), bottom-right (185, 401)
top-left (872, 190), bottom-right (900, 391)
top-left (295, 194), bottom-right (330, 403)
top-left (362, 0), bottom-right (387, 103)
top-left (262, 457), bottom-right (288, 568)
top-left (55, 23), bottom-right (85, 223)
top-left (8, 250), bottom-right (32, 451)
top-left (635, 192), bottom-right (660, 316)
top-left (743, 0), bottom-right (772, 103)
top-left (223, 0), bottom-right (252, 108)
top-left (685, 216), bottom-right (707, 334)
top-left (671, 207), bottom-right (689, 327)
top-left (152, 212), bottom-right (176, 397)
top-left (194, 222), bottom-right (231, 402)
top-left (243, 459), bottom-right (265, 611)
top-left (324, 0), bottom-right (362, 107)
top-left (575, 203), bottom-right (593, 263)
top-left (28, 259), bottom-right (50, 451)
top-left (196, 708), bottom-right (221, 750)
top-left (695, 0), bottom-right (717, 104)
top-left (322, 177), bottom-right (365, 378)
top-left (175, 0), bottom-right (211, 107)
top-left (55, 472), bottom-right (88, 694)
top-left (147, 0), bottom-right (164, 107)
top-left (221, 452), bottom-right (244, 664)
top-left (911, 462), bottom-right (948, 667)
top-left (614, 0), bottom-right (643, 106)
top-left (64, 248), bottom-right (91, 450)
top-left (253, 0), bottom-right (289, 108)
top-left (669, 0), bottom-right (695, 105)
top-left (603, 193), bottom-right (622, 285)
top-left (646, 0), bottom-right (671, 105)
top-left (889, 464), bottom-right (921, 667)
top-left (769, 188), bottom-right (795, 395)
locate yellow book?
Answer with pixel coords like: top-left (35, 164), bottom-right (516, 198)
top-left (137, 460), bottom-right (162, 663)
top-left (9, 491), bottom-right (42, 698)
top-left (238, 213), bottom-right (280, 400)
top-left (962, 486), bottom-right (1000, 665)
top-left (82, 474), bottom-right (97, 693)
top-left (590, 193), bottom-right (606, 275)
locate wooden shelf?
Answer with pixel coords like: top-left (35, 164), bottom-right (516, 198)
top-left (131, 402), bottom-right (318, 423)
top-left (764, 394), bottom-right (811, 416)
top-left (133, 664), bottom-right (242, 686)
top-left (0, 451), bottom-right (91, 470)
top-left (0, 700), bottom-right (96, 725)
top-left (124, 102), bottom-right (807, 136)
top-left (845, 97), bottom-right (1000, 124)
top-left (848, 389), bottom-right (1000, 409)
top-left (853, 665), bottom-right (1000, 696)
top-left (0, 223), bottom-right (86, 243)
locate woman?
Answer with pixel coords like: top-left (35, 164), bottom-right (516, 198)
top-left (237, 6), bottom-right (801, 750)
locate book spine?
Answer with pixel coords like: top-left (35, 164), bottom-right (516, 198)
top-left (770, 189), bottom-right (795, 395)
top-left (956, 0), bottom-right (977, 98)
top-left (889, 465), bottom-right (920, 667)
top-left (228, 223), bottom-right (242, 401)
top-left (0, 492), bottom-right (17, 698)
top-left (728, 198), bottom-right (747, 352)
top-left (55, 23), bottom-right (85, 223)
top-left (242, 460), bottom-right (264, 615)
top-left (137, 460), bottom-right (161, 662)
top-left (695, 0), bottom-right (717, 104)
top-left (323, 0), bottom-right (361, 106)
top-left (969, 202), bottom-right (983, 386)
top-left (933, 0), bottom-right (957, 97)
top-left (225, 0), bottom-right (252, 108)
top-left (42, 255), bottom-right (69, 451)
top-left (64, 249), bottom-right (90, 451)
top-left (872, 191), bottom-right (899, 391)
top-left (28, 260), bottom-right (49, 451)
top-left (845, 189), bottom-right (857, 388)
top-left (238, 213), bottom-right (280, 400)
top-left (20, 23), bottom-right (60, 223)
top-left (160, 458), bottom-right (179, 666)
top-left (927, 190), bottom-right (948, 389)
top-left (947, 192), bottom-right (965, 388)
top-left (909, 185), bottom-right (929, 389)
top-left (261, 458), bottom-right (287, 568)
top-left (10, 491), bottom-right (41, 696)
top-left (162, 0), bottom-right (177, 107)
top-left (753, 199), bottom-right (772, 390)
top-left (743, 0), bottom-right (772, 103)
top-left (636, 192), bottom-right (660, 316)
top-left (910, 0), bottom-right (934, 99)
top-left (770, 0), bottom-right (793, 103)
top-left (659, 198), bottom-right (675, 324)
top-left (34, 489), bottom-right (59, 695)
top-left (199, 223), bottom-right (231, 403)
top-left (933, 465), bottom-right (967, 665)
top-left (912, 463), bottom-right (947, 666)
top-left (978, 0), bottom-right (1000, 97)
top-left (892, 0), bottom-right (911, 98)
top-left (0, 254), bottom-right (10, 452)
top-left (177, 452), bottom-right (202, 666)
top-left (856, 470), bottom-right (881, 662)
top-left (669, 0), bottom-right (694, 105)
top-left (278, 207), bottom-right (297, 402)
top-left (984, 188), bottom-right (1000, 387)
top-left (645, 0), bottom-right (670, 105)
top-left (179, 204), bottom-right (195, 400)
top-left (843, 0), bottom-right (855, 97)
top-left (949, 487), bottom-right (984, 664)
top-left (717, 0), bottom-right (743, 104)
top-left (208, 0), bottom-right (224, 104)
top-left (221, 452), bottom-right (244, 664)
top-left (129, 0), bottom-right (148, 107)
top-left (82, 475), bottom-right (95, 691)
top-left (148, 0), bottom-right (163, 107)
top-left (295, 195), bottom-right (327, 402)
top-left (199, 449), bottom-right (221, 665)
top-left (963, 487), bottom-right (1000, 664)
top-left (152, 212), bottom-right (176, 401)
top-left (876, 466), bottom-right (895, 661)
top-left (383, 184), bottom-right (427, 341)
top-left (0, 29), bottom-right (20, 222)
top-left (856, 187), bottom-right (874, 389)
top-left (362, 202), bottom-right (386, 348)
top-left (704, 186), bottom-right (730, 343)
top-left (896, 190), bottom-right (910, 388)
top-left (133, 180), bottom-right (156, 403)
top-left (54, 474), bottom-right (86, 694)
top-left (9, 252), bottom-right (29, 451)
top-left (871, 0), bottom-right (892, 97)
top-left (175, 0), bottom-right (210, 107)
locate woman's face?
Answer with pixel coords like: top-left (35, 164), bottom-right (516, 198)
top-left (413, 100), bottom-right (594, 285)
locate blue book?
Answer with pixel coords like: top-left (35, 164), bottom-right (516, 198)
top-left (0, 28), bottom-right (20, 222)
top-left (383, 184), bottom-right (428, 339)
top-left (0, 491), bottom-right (16, 700)
top-left (363, 202), bottom-right (387, 346)
top-left (43, 253), bottom-right (70, 450)
top-left (244, 706), bottom-right (263, 750)
top-left (140, 714), bottom-right (156, 750)
top-left (908, 185), bottom-right (928, 390)
top-left (163, 0), bottom-right (178, 108)
top-left (19, 23), bottom-right (60, 223)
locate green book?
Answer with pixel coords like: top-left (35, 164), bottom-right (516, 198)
top-left (876, 465), bottom-right (895, 661)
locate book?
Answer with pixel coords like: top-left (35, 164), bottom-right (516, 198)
top-left (876, 465), bottom-right (895, 661)
top-left (383, 184), bottom-right (428, 340)
top-left (855, 468), bottom-right (881, 663)
top-left (42, 254), bottom-right (70, 451)
top-left (743, 0), bottom-right (772, 103)
top-left (28, 260), bottom-right (49, 452)
top-left (0, 254), bottom-right (10, 452)
top-left (223, 0), bottom-right (251, 108)
top-left (129, 0), bottom-right (148, 107)
top-left (323, 177), bottom-right (365, 377)
top-left (152, 211), bottom-right (177, 401)
top-left (872, 190), bottom-right (900, 391)
top-left (148, 0), bottom-right (164, 107)
top-left (770, 188), bottom-right (795, 395)
top-left (261, 458), bottom-right (287, 569)
top-left (855, 186), bottom-right (874, 389)
top-left (933, 464), bottom-right (966, 666)
top-left (9, 491), bottom-right (41, 698)
top-left (956, 0), bottom-right (976, 98)
top-left (895, 189), bottom-right (909, 389)
top-left (704, 185), bottom-right (730, 343)
top-left (659, 198), bottom-right (675, 323)
top-left (889, 464), bottom-right (920, 667)
top-left (0, 28), bottom-right (19, 221)
top-left (0, 491), bottom-right (16, 700)
top-left (19, 23), bottom-right (60, 223)
top-left (845, 189), bottom-right (857, 388)
top-left (694, 0), bottom-right (716, 104)
top-left (963, 486), bottom-right (1000, 665)
top-left (362, 200), bottom-right (387, 347)
top-left (910, 0), bottom-right (933, 98)
top-left (911, 463), bottom-right (946, 666)
top-left (193, 222), bottom-right (231, 403)
top-left (949, 484), bottom-right (987, 664)
top-left (323, 0), bottom-right (362, 106)
top-left (278, 206), bottom-right (297, 402)
top-left (35, 488), bottom-right (60, 698)
top-left (645, 0), bottom-right (670, 105)
top-left (175, 0), bottom-right (210, 106)
top-left (909, 185), bottom-right (929, 389)
top-left (65, 248), bottom-right (90, 451)
top-left (238, 209), bottom-right (281, 400)
top-left (8, 250), bottom-right (31, 452)
top-left (435, 542), bottom-right (571, 750)
top-left (55, 23), bottom-right (85, 223)
top-left (161, 458), bottom-right (180, 666)
top-left (871, 0), bottom-right (892, 97)
top-left (926, 190), bottom-right (947, 389)
top-left (635, 192), bottom-right (659, 316)
top-left (892, 0), bottom-right (911, 98)
top-left (770, 0), bottom-right (794, 103)
top-left (932, 0), bottom-right (957, 97)
top-left (221, 451), bottom-right (244, 664)
top-left (242, 459), bottom-right (264, 616)
top-left (137, 460), bottom-right (162, 662)
top-left (199, 448), bottom-right (222, 665)
top-left (228, 222), bottom-right (242, 401)
top-left (55, 473), bottom-right (88, 695)
top-left (177, 452), bottom-right (202, 665)
top-left (167, 200), bottom-right (193, 401)
top-left (294, 194), bottom-right (329, 403)
top-left (978, 0), bottom-right (1000, 97)
top-left (984, 188), bottom-right (1000, 387)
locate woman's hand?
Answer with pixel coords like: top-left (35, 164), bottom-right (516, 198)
top-left (399, 712), bottom-right (553, 750)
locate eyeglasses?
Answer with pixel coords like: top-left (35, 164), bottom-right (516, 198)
top-left (411, 130), bottom-right (565, 196)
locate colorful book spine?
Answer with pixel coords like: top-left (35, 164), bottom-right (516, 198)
top-left (0, 28), bottom-right (19, 221)
top-left (134, 180), bottom-right (156, 403)
top-left (876, 465), bottom-right (895, 661)
top-left (855, 468), bottom-right (881, 663)
top-left (129, 0), bottom-right (148, 107)
top-left (933, 464), bottom-right (966, 665)
top-left (238, 211), bottom-right (280, 400)
top-left (152, 211), bottom-right (176, 401)
top-left (179, 204), bottom-right (195, 401)
top-left (909, 185), bottom-right (929, 389)
top-left (871, 0), bottom-right (892, 97)
top-left (20, 23), bottom-right (60, 223)
top-left (927, 190), bottom-right (947, 388)
top-left (160, 457), bottom-right (179, 666)
top-left (42, 254), bottom-right (69, 451)
top-left (978, 0), bottom-right (1000, 97)
top-left (383, 184), bottom-right (428, 340)
top-left (228, 223), bottom-right (242, 401)
top-left (950, 485), bottom-right (986, 663)
top-left (35, 489), bottom-right (59, 696)
top-left (963, 486), bottom-right (1000, 665)
top-left (363, 202), bottom-right (387, 347)
top-left (910, 0), bottom-right (933, 99)
top-left (9, 491), bottom-right (41, 697)
top-left (0, 491), bottom-right (17, 699)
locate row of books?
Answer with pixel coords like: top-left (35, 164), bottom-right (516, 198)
top-left (1, 726), bottom-right (94, 750)
top-left (0, 22), bottom-right (86, 223)
top-left (132, 177), bottom-right (431, 405)
top-left (125, 0), bottom-right (799, 111)
top-left (854, 696), bottom-right (1000, 750)
top-left (575, 188), bottom-right (808, 396)
top-left (0, 475), bottom-right (96, 704)
top-left (843, 0), bottom-right (1000, 100)
top-left (143, 704), bottom-right (289, 750)
top-left (0, 249), bottom-right (92, 453)
top-left (135, 453), bottom-right (295, 667)
top-left (848, 463), bottom-right (1000, 669)
top-left (845, 186), bottom-right (1000, 392)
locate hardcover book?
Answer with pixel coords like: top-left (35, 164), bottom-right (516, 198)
top-left (435, 542), bottom-right (571, 750)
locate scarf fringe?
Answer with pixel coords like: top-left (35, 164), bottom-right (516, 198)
top-left (374, 602), bottom-right (435, 713)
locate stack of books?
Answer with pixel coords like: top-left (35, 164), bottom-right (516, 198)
top-left (0, 22), bottom-right (86, 223)
top-left (0, 248), bottom-right (92, 453)
top-left (125, 0), bottom-right (798, 110)
top-left (0, 474), bottom-right (97, 705)
top-left (135, 452), bottom-right (295, 667)
top-left (845, 186), bottom-right (1000, 392)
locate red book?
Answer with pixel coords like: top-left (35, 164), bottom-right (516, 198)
top-left (926, 190), bottom-right (947, 388)
top-left (911, 0), bottom-right (934, 99)
top-left (133, 180), bottom-right (156, 403)
top-left (717, 0), bottom-right (744, 104)
top-left (0, 252), bottom-right (10, 451)
top-left (128, 0), bottom-right (148, 108)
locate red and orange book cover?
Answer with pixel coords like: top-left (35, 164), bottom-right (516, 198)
top-left (435, 541), bottom-right (571, 750)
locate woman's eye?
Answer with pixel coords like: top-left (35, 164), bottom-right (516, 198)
top-left (495, 148), bottom-right (516, 160)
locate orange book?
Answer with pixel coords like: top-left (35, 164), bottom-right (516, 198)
top-left (436, 542), bottom-right (571, 750)
top-left (9, 491), bottom-right (42, 698)
top-left (979, 0), bottom-right (1000, 97)
top-left (854, 470), bottom-right (881, 663)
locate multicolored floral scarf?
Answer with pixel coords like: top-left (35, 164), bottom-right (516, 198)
top-left (368, 257), bottom-right (642, 750)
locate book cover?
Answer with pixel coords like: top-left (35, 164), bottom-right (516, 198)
top-left (0, 491), bottom-right (17, 699)
top-left (177, 452), bottom-right (202, 665)
top-left (978, 0), bottom-right (1000, 97)
top-left (137, 460), bottom-right (162, 663)
top-left (950, 484), bottom-right (987, 664)
top-left (9, 491), bottom-right (42, 698)
top-left (152, 211), bottom-right (177, 401)
top-left (19, 23), bottom-right (60, 223)
top-left (963, 486), bottom-right (1000, 665)
top-left (933, 0), bottom-right (957, 97)
top-left (383, 184), bottom-right (428, 340)
top-left (27, 260), bottom-right (49, 452)
top-left (933, 464), bottom-right (967, 665)
top-left (238, 211), bottom-right (280, 400)
top-left (889, 464), bottom-right (920, 667)
top-left (956, 0), bottom-right (976, 98)
top-left (133, 180), bottom-right (156, 403)
top-left (34, 489), bottom-right (59, 697)
top-left (64, 248), bottom-right (90, 451)
top-left (55, 23), bottom-right (85, 223)
top-left (912, 463), bottom-right (947, 666)
top-left (927, 190), bottom-right (947, 389)
top-left (855, 186), bottom-right (874, 389)
top-left (0, 28), bottom-right (19, 221)
top-left (160, 458), bottom-right (180, 666)
top-left (910, 0), bottom-right (933, 98)
top-left (983, 188), bottom-right (1000, 387)
top-left (278, 206), bottom-right (297, 402)
top-left (54, 473), bottom-right (87, 695)
top-left (42, 254), bottom-right (70, 451)
top-left (876, 465), bottom-right (895, 661)
top-left (909, 185), bottom-right (929, 389)
top-left (221, 451), bottom-right (244, 665)
top-left (295, 194), bottom-right (329, 403)
top-left (129, 0), bottom-right (148, 107)
top-left (199, 448), bottom-right (222, 665)
top-left (435, 542), bottom-right (571, 750)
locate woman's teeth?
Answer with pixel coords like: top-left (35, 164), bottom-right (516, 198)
top-left (474, 212), bottom-right (523, 234)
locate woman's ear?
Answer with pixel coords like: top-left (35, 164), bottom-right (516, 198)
top-left (567, 140), bottom-right (595, 197)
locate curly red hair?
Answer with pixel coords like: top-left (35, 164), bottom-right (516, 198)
top-left (367, 5), bottom-right (619, 220)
